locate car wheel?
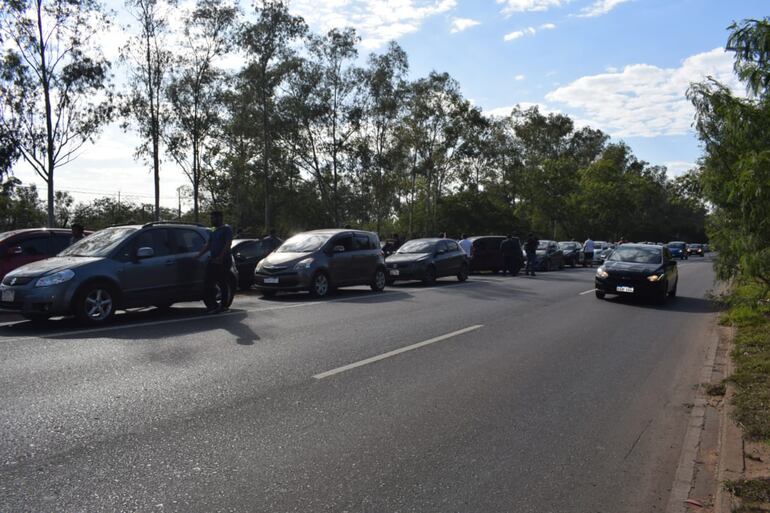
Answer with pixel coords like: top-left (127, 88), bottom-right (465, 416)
top-left (422, 266), bottom-right (437, 286)
top-left (558, 259), bottom-right (564, 270)
top-left (309, 272), bottom-right (331, 298)
top-left (204, 280), bottom-right (233, 311)
top-left (668, 279), bottom-right (677, 297)
top-left (371, 268), bottom-right (387, 292)
top-left (457, 264), bottom-right (469, 282)
top-left (656, 280), bottom-right (668, 304)
top-left (74, 282), bottom-right (117, 324)
top-left (571, 258), bottom-right (576, 268)
top-left (491, 268), bottom-right (500, 274)
top-left (595, 289), bottom-right (605, 299)
top-left (386, 278), bottom-right (396, 286)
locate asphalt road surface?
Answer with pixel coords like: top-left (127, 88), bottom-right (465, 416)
top-left (0, 257), bottom-right (718, 512)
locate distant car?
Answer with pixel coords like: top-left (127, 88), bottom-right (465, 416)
top-left (591, 241), bottom-right (610, 264)
top-left (0, 228), bottom-right (81, 281)
top-left (531, 240), bottom-right (564, 271)
top-left (465, 236), bottom-right (505, 273)
top-left (667, 241), bottom-right (689, 260)
top-left (385, 238), bottom-right (469, 285)
top-left (595, 244), bottom-right (678, 303)
top-left (687, 243), bottom-right (705, 257)
top-left (254, 229), bottom-right (386, 298)
top-left (558, 241), bottom-right (583, 267)
top-left (0, 223), bottom-right (237, 324)
top-left (232, 237), bottom-right (282, 290)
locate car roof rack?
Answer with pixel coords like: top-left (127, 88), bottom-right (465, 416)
top-left (142, 221), bottom-right (206, 228)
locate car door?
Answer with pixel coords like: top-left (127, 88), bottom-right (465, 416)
top-left (445, 240), bottom-right (465, 275)
top-left (116, 229), bottom-right (177, 306)
top-left (170, 228), bottom-right (208, 299)
top-left (49, 233), bottom-right (71, 256)
top-left (664, 248), bottom-right (678, 290)
top-left (351, 233), bottom-right (378, 283)
top-left (327, 234), bottom-right (355, 285)
top-left (7, 235), bottom-right (51, 272)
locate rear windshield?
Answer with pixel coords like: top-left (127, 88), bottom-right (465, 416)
top-left (398, 240), bottom-right (436, 254)
top-left (59, 227), bottom-right (138, 257)
top-left (606, 246), bottom-right (662, 264)
top-left (277, 233), bottom-right (330, 253)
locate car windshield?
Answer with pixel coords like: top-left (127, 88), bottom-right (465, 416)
top-left (606, 246), bottom-right (662, 264)
top-left (559, 242), bottom-right (577, 249)
top-left (59, 227), bottom-right (138, 257)
top-left (537, 241), bottom-right (553, 250)
top-left (397, 240), bottom-right (435, 254)
top-left (276, 233), bottom-right (329, 253)
top-left (668, 242), bottom-right (685, 248)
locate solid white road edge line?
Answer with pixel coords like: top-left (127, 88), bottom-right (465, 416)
top-left (579, 289), bottom-right (596, 295)
top-left (312, 324), bottom-right (484, 380)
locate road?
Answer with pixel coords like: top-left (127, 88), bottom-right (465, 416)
top-left (0, 257), bottom-right (718, 512)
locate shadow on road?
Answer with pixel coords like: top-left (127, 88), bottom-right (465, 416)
top-left (603, 295), bottom-right (721, 314)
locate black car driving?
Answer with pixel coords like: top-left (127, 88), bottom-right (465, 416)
top-left (595, 244), bottom-right (678, 303)
top-left (385, 238), bottom-right (469, 285)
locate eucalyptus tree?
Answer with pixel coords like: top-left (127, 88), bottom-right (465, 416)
top-left (166, 0), bottom-right (237, 222)
top-left (122, 0), bottom-right (177, 221)
top-left (0, 0), bottom-right (114, 227)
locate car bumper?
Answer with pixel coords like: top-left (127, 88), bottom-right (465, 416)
top-left (386, 265), bottom-right (425, 281)
top-left (253, 270), bottom-right (313, 291)
top-left (595, 276), bottom-right (665, 297)
top-left (0, 281), bottom-right (75, 316)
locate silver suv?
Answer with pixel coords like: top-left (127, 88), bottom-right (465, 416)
top-left (0, 223), bottom-right (237, 324)
top-left (254, 229), bottom-right (386, 297)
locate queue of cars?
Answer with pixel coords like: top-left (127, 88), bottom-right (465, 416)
top-left (0, 222), bottom-right (711, 324)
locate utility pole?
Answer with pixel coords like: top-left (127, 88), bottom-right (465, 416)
top-left (177, 186), bottom-right (183, 220)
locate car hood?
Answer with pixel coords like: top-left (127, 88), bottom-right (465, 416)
top-left (386, 253), bottom-right (431, 264)
top-left (261, 252), bottom-right (312, 267)
top-left (7, 256), bottom-right (103, 278)
top-left (603, 261), bottom-right (661, 275)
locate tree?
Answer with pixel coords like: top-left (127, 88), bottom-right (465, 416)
top-left (239, 0), bottom-right (307, 231)
top-left (167, 0), bottom-right (237, 222)
top-left (122, 0), bottom-right (176, 221)
top-left (0, 0), bottom-right (113, 227)
top-left (727, 18), bottom-right (770, 97)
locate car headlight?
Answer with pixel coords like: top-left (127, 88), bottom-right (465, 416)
top-left (596, 267), bottom-right (609, 279)
top-left (35, 269), bottom-right (75, 287)
top-left (294, 258), bottom-right (314, 271)
top-left (647, 273), bottom-right (664, 282)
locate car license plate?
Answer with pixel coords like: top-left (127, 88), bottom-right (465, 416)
top-left (616, 285), bottom-right (634, 293)
top-left (264, 277), bottom-right (279, 284)
top-left (2, 289), bottom-right (15, 302)
top-left (389, 270), bottom-right (400, 276)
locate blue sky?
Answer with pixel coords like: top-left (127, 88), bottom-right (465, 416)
top-left (13, 0), bottom-right (769, 207)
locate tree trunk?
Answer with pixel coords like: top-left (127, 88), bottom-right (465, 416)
top-left (262, 86), bottom-right (271, 232)
top-left (36, 0), bottom-right (55, 227)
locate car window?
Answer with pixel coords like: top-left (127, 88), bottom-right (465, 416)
top-left (50, 234), bottom-right (71, 254)
top-left (172, 229), bottom-right (205, 254)
top-left (332, 235), bottom-right (354, 252)
top-left (368, 234), bottom-right (379, 250)
top-left (133, 229), bottom-right (171, 257)
top-left (476, 240), bottom-right (486, 250)
top-left (235, 241), bottom-right (264, 260)
top-left (18, 236), bottom-right (49, 256)
top-left (446, 241), bottom-right (460, 252)
top-left (353, 234), bottom-right (371, 251)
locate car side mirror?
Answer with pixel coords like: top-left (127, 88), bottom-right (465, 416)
top-left (136, 247), bottom-right (154, 259)
top-left (333, 245), bottom-right (346, 253)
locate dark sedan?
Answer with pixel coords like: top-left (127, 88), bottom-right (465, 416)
top-left (531, 240), bottom-right (564, 271)
top-left (667, 241), bottom-right (689, 260)
top-left (232, 237), bottom-right (281, 290)
top-left (687, 243), bottom-right (705, 257)
top-left (595, 244), bottom-right (678, 303)
top-left (385, 238), bottom-right (469, 285)
top-left (558, 241), bottom-right (583, 267)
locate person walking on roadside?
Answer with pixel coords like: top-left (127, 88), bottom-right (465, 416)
top-left (583, 237), bottom-right (595, 268)
top-left (458, 233), bottom-right (472, 257)
top-left (197, 210), bottom-right (233, 313)
top-left (524, 233), bottom-right (539, 276)
top-left (500, 234), bottom-right (522, 276)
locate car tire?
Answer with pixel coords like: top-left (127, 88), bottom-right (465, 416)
top-left (457, 264), bottom-right (469, 282)
top-left (204, 280), bottom-right (233, 311)
top-left (571, 258), bottom-right (576, 268)
top-left (491, 268), bottom-right (500, 274)
top-left (558, 259), bottom-right (564, 270)
top-left (595, 289), bottom-right (605, 299)
top-left (309, 272), bottom-right (331, 298)
top-left (386, 278), bottom-right (396, 286)
top-left (668, 279), bottom-right (677, 297)
top-left (74, 282), bottom-right (117, 324)
top-left (422, 266), bottom-right (437, 286)
top-left (371, 268), bottom-right (386, 292)
top-left (656, 280), bottom-right (668, 305)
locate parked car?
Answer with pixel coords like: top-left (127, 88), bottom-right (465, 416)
top-left (0, 222), bottom-right (237, 324)
top-left (687, 243), bottom-right (705, 257)
top-left (667, 241), bottom-right (689, 260)
top-left (466, 236), bottom-right (505, 273)
top-left (0, 228), bottom-right (81, 281)
top-left (385, 238), bottom-right (469, 285)
top-left (558, 241), bottom-right (583, 267)
top-left (595, 244), bottom-right (678, 303)
top-left (590, 241), bottom-right (610, 264)
top-left (531, 240), bottom-right (564, 271)
top-left (253, 229), bottom-right (386, 298)
top-left (232, 237), bottom-right (281, 290)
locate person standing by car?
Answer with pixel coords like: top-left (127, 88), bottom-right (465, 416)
top-left (583, 237), bottom-right (595, 268)
top-left (500, 234), bottom-right (522, 276)
top-left (524, 233), bottom-right (539, 276)
top-left (262, 228), bottom-right (283, 252)
top-left (70, 223), bottom-right (85, 246)
top-left (197, 210), bottom-right (233, 313)
top-left (458, 234), bottom-right (472, 257)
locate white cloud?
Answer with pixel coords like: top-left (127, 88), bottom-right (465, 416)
top-left (484, 102), bottom-right (562, 118)
top-left (664, 161), bottom-right (697, 176)
top-left (515, 74), bottom-right (526, 81)
top-left (540, 23), bottom-right (557, 30)
top-left (451, 17), bottom-right (481, 33)
top-left (289, 0), bottom-right (457, 49)
top-left (504, 27), bottom-right (536, 41)
top-left (544, 48), bottom-right (741, 138)
top-left (578, 0), bottom-right (632, 18)
top-left (497, 0), bottom-right (567, 15)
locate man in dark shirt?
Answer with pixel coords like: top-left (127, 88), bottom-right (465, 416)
top-left (197, 210), bottom-right (233, 313)
top-left (524, 233), bottom-right (539, 277)
top-left (70, 223), bottom-right (85, 246)
top-left (262, 228), bottom-right (283, 252)
top-left (500, 235), bottom-right (522, 276)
